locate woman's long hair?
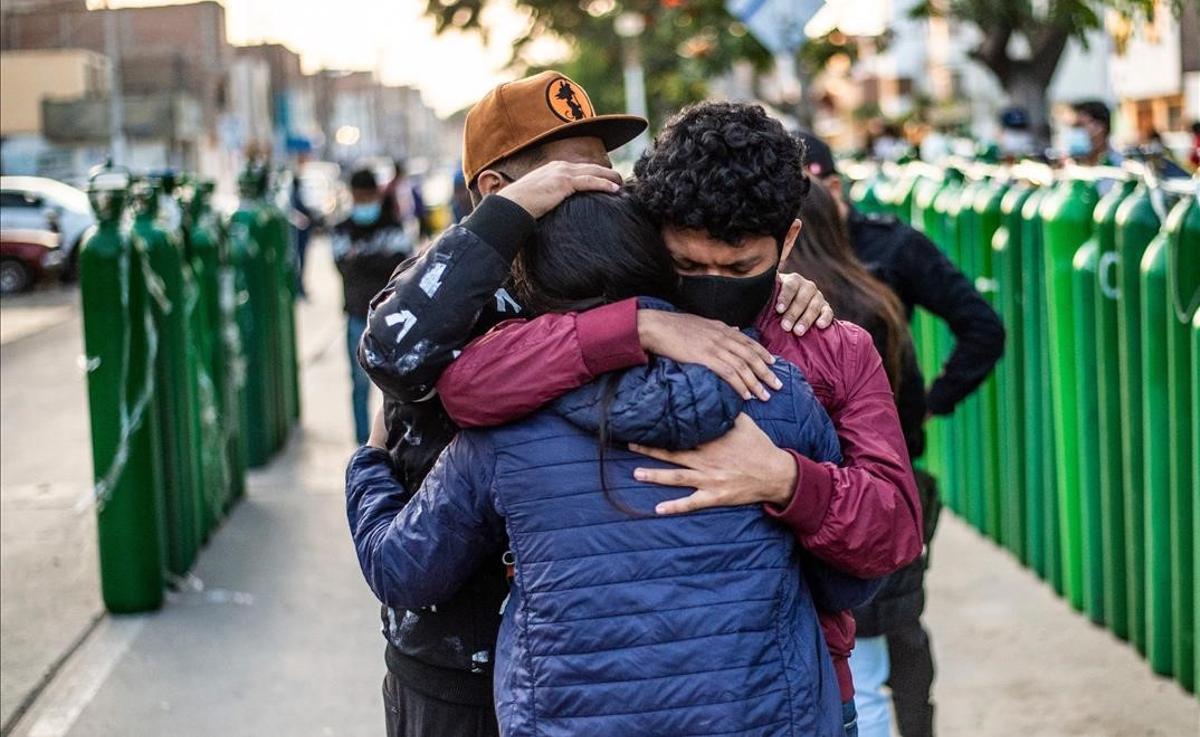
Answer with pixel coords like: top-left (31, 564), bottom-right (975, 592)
top-left (516, 191), bottom-right (677, 515)
top-left (513, 190), bottom-right (678, 315)
top-left (784, 180), bottom-right (908, 391)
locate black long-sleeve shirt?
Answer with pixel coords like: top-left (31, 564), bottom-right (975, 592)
top-left (848, 208), bottom-right (1005, 416)
top-left (352, 194), bottom-right (535, 702)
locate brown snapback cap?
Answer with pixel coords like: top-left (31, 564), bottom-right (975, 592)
top-left (462, 71), bottom-right (648, 184)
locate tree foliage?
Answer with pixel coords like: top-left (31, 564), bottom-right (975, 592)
top-left (423, 0), bottom-right (773, 128)
top-left (909, 0), bottom-right (1176, 94)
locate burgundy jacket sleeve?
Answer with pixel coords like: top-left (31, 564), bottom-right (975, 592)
top-left (765, 325), bottom-right (923, 579)
top-left (436, 297), bottom-right (647, 427)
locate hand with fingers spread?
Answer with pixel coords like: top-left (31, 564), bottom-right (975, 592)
top-left (774, 272), bottom-right (835, 336)
top-left (637, 310), bottom-right (783, 401)
top-left (630, 413), bottom-right (798, 515)
top-left (494, 161), bottom-right (622, 218)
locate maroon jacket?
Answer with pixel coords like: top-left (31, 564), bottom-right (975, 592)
top-left (437, 288), bottom-right (923, 700)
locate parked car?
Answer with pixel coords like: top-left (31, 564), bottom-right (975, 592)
top-left (0, 176), bottom-right (95, 280)
top-left (0, 229), bottom-right (67, 294)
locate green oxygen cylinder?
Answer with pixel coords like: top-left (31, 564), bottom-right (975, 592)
top-left (161, 172), bottom-right (218, 538)
top-left (973, 178), bottom-right (1007, 546)
top-left (80, 169), bottom-right (166, 613)
top-left (955, 177), bottom-right (985, 532)
top-left (909, 175), bottom-right (948, 480)
top-left (1040, 176), bottom-right (1099, 613)
top-left (850, 171), bottom-right (887, 215)
top-left (1070, 178), bottom-right (1132, 626)
top-left (889, 170), bottom-right (918, 224)
top-left (188, 182), bottom-right (247, 507)
top-left (992, 183), bottom-right (1033, 564)
top-left (932, 170), bottom-right (966, 516)
top-left (1113, 183), bottom-right (1162, 654)
top-left (1191, 306), bottom-right (1200, 694)
top-left (1139, 195), bottom-right (1178, 676)
top-left (135, 181), bottom-right (205, 576)
top-left (244, 166), bottom-right (285, 449)
top-left (257, 174), bottom-right (301, 433)
top-left (181, 181), bottom-right (229, 534)
top-left (1089, 178), bottom-right (1137, 638)
top-left (1019, 186), bottom-right (1056, 585)
top-left (230, 168), bottom-right (279, 466)
top-left (1161, 193), bottom-right (1198, 689)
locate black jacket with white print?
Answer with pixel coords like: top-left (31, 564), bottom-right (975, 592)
top-left (354, 194), bottom-right (534, 705)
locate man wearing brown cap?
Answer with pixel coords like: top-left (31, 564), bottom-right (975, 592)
top-left (349, 72), bottom-right (831, 737)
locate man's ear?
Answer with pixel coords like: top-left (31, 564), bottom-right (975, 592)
top-left (779, 219), bottom-right (802, 265)
top-left (475, 170), bottom-right (508, 197)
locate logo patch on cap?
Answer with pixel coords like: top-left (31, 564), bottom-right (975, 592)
top-left (546, 78), bottom-right (593, 122)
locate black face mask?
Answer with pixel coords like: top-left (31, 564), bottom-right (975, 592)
top-left (676, 265), bottom-right (778, 327)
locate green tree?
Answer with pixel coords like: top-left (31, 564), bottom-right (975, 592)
top-left (423, 0), bottom-right (773, 129)
top-left (910, 0), bottom-right (1183, 141)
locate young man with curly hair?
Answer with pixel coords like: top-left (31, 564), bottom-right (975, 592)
top-left (349, 74), bottom-right (836, 737)
top-left (434, 101), bottom-right (923, 736)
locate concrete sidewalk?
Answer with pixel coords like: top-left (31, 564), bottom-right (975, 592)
top-left (5, 239), bottom-right (385, 737)
top-left (4, 238), bottom-right (1198, 736)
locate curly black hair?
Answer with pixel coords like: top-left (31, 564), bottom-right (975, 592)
top-left (632, 102), bottom-right (809, 247)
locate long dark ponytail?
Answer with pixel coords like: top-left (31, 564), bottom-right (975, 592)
top-left (784, 180), bottom-right (909, 391)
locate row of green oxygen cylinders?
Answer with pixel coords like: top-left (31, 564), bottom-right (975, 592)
top-left (78, 162), bottom-right (301, 614)
top-left (850, 160), bottom-right (1198, 696)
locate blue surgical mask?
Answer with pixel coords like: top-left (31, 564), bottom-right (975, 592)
top-left (1066, 127), bottom-right (1092, 157)
top-left (351, 201), bottom-right (381, 225)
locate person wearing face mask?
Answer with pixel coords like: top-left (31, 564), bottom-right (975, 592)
top-left (1067, 100), bottom-right (1123, 167)
top-left (997, 106), bottom-right (1036, 163)
top-left (434, 102), bottom-right (924, 737)
top-left (333, 168), bottom-right (413, 443)
top-left (350, 72), bottom-right (834, 737)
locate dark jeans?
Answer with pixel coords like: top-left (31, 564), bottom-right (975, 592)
top-left (843, 698), bottom-right (859, 737)
top-left (383, 674), bottom-right (499, 737)
top-left (294, 227), bottom-right (310, 296)
top-left (887, 617), bottom-right (936, 737)
top-left (347, 315), bottom-right (370, 443)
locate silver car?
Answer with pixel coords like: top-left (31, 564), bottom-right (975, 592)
top-left (0, 176), bottom-right (96, 281)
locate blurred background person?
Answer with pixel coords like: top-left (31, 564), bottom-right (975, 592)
top-left (289, 152), bottom-right (317, 297)
top-left (996, 106), bottom-right (1035, 162)
top-left (333, 168), bottom-right (413, 443)
top-left (449, 168), bottom-right (473, 223)
top-left (381, 158), bottom-right (430, 244)
top-left (1066, 100), bottom-right (1122, 166)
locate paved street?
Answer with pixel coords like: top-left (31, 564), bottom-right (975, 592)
top-left (0, 286), bottom-right (100, 731)
top-left (2, 239), bottom-right (1197, 736)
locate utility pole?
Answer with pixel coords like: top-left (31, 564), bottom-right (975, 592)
top-left (615, 12), bottom-right (651, 157)
top-left (103, 1), bottom-right (128, 165)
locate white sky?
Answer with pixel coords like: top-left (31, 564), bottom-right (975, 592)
top-left (103, 0), bottom-right (565, 117)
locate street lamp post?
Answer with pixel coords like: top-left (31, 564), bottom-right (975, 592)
top-left (615, 12), bottom-right (651, 157)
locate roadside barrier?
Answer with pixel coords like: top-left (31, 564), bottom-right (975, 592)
top-left (78, 162), bottom-right (300, 613)
top-left (852, 158), bottom-right (1199, 695)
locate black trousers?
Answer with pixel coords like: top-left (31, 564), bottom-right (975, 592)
top-left (383, 674), bottom-right (500, 737)
top-left (885, 617), bottom-right (936, 737)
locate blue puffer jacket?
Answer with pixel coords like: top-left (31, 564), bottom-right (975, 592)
top-left (347, 354), bottom-right (874, 736)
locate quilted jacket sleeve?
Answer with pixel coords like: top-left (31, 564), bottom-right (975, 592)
top-left (345, 435), bottom-right (505, 610)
